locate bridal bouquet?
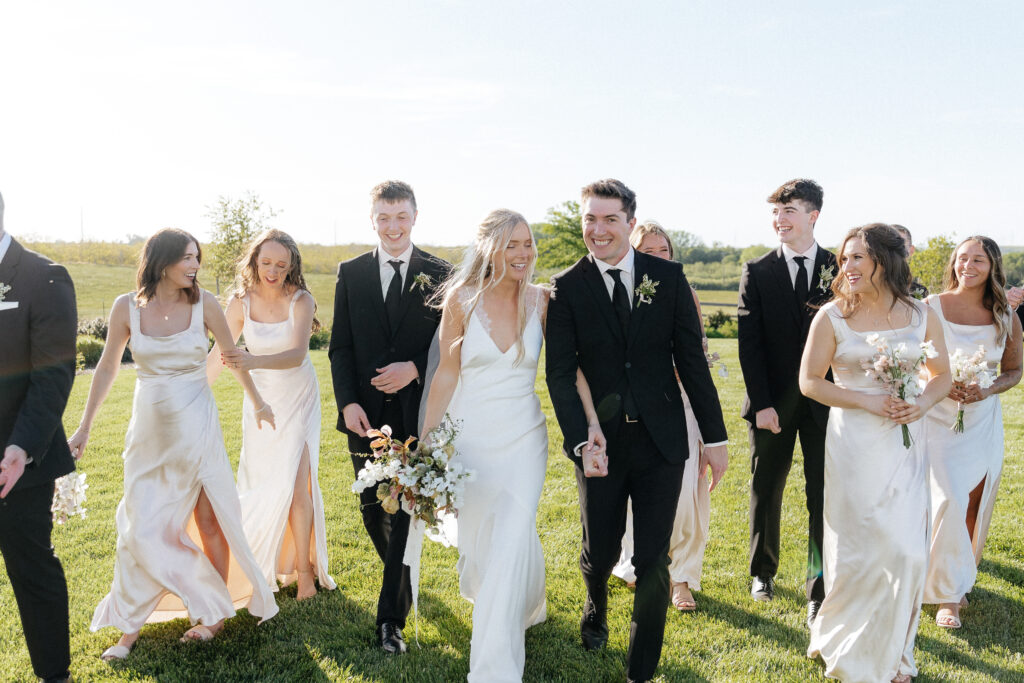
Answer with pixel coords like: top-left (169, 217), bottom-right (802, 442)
top-left (706, 349), bottom-right (728, 379)
top-left (51, 472), bottom-right (88, 525)
top-left (948, 345), bottom-right (996, 433)
top-left (861, 333), bottom-right (939, 448)
top-left (352, 415), bottom-right (474, 533)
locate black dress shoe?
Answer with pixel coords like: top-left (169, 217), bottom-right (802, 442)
top-left (378, 622), bottom-right (407, 655)
top-left (580, 597), bottom-right (608, 651)
top-left (40, 674), bottom-right (72, 683)
top-left (807, 600), bottom-right (822, 628)
top-left (751, 575), bottom-right (775, 602)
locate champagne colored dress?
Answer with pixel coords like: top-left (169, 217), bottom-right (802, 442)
top-left (91, 294), bottom-right (278, 633)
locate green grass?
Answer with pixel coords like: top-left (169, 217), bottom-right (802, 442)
top-left (2, 341), bottom-right (1023, 682)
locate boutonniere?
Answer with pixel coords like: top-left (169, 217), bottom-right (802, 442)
top-left (817, 265), bottom-right (835, 294)
top-left (634, 274), bottom-right (659, 305)
top-left (410, 272), bottom-right (433, 293)
top-left (0, 282), bottom-right (11, 302)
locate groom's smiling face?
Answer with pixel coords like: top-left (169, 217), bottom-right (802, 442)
top-left (583, 196), bottom-right (635, 265)
top-left (372, 198), bottom-right (417, 257)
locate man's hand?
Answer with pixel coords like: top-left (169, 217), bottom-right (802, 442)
top-left (1007, 286), bottom-right (1023, 310)
top-left (371, 362), bottom-right (419, 394)
top-left (343, 403), bottom-right (372, 437)
top-left (755, 407), bottom-right (781, 434)
top-left (0, 445), bottom-right (29, 498)
top-left (700, 443), bottom-right (728, 492)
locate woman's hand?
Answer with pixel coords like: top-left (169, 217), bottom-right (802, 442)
top-left (221, 347), bottom-right (257, 371)
top-left (947, 380), bottom-right (966, 403)
top-left (582, 424), bottom-right (608, 478)
top-left (960, 383), bottom-right (988, 404)
top-left (887, 397), bottom-right (923, 424)
top-left (859, 393), bottom-right (891, 418)
top-left (254, 403), bottom-right (276, 430)
top-left (67, 427), bottom-right (90, 460)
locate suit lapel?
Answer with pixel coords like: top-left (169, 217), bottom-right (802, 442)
top-left (769, 247), bottom-right (802, 327)
top-left (626, 253), bottom-right (649, 349)
top-left (581, 255), bottom-right (626, 344)
top-left (392, 247), bottom-right (425, 331)
top-left (0, 239), bottom-right (23, 294)
top-left (808, 246), bottom-right (832, 298)
top-left (366, 249), bottom-right (390, 334)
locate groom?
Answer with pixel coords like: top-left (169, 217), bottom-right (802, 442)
top-left (329, 180), bottom-right (449, 654)
top-left (0, 191), bottom-right (77, 682)
top-left (738, 178), bottom-right (835, 626)
top-left (547, 179), bottom-right (728, 682)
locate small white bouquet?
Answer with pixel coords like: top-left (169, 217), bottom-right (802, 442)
top-left (861, 333), bottom-right (938, 448)
top-left (706, 349), bottom-right (728, 379)
top-left (51, 472), bottom-right (88, 525)
top-left (352, 415), bottom-right (474, 533)
top-left (948, 345), bottom-right (996, 433)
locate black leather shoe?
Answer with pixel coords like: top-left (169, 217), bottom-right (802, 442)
top-left (807, 600), bottom-right (822, 628)
top-left (751, 575), bottom-right (775, 602)
top-left (580, 596), bottom-right (608, 651)
top-left (39, 674), bottom-right (72, 683)
top-left (378, 622), bottom-right (407, 655)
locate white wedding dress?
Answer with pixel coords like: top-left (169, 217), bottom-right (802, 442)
top-left (235, 291), bottom-right (336, 592)
top-left (445, 285), bottom-right (548, 682)
top-left (807, 300), bottom-right (930, 682)
top-left (922, 296), bottom-right (1007, 605)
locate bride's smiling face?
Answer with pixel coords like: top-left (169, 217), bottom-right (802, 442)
top-left (491, 222), bottom-right (534, 282)
top-left (840, 236), bottom-right (880, 294)
top-left (256, 240), bottom-right (292, 290)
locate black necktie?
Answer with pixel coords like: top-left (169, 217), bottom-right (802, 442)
top-left (607, 268), bottom-right (630, 334)
top-left (385, 260), bottom-right (403, 330)
top-left (794, 256), bottom-right (809, 306)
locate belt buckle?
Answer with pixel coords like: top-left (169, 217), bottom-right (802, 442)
top-left (624, 414), bottom-right (639, 424)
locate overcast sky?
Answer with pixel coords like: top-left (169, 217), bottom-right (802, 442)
top-left (2, 0), bottom-right (1022, 248)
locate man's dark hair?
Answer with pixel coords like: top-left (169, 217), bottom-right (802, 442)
top-left (891, 224), bottom-right (911, 242)
top-left (370, 180), bottom-right (417, 212)
top-left (581, 178), bottom-right (637, 221)
top-left (767, 178), bottom-right (823, 213)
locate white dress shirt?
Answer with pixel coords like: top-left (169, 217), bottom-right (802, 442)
top-left (0, 231), bottom-right (11, 265)
top-left (377, 243), bottom-right (414, 299)
top-left (594, 248), bottom-right (635, 306)
top-left (781, 242), bottom-right (819, 289)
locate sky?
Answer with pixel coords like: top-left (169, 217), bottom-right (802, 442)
top-left (1, 0), bottom-right (1022, 249)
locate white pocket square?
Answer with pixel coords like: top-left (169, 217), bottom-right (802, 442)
top-left (0, 301), bottom-right (20, 311)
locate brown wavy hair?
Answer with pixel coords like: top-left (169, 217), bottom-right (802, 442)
top-left (943, 236), bottom-right (1010, 345)
top-left (232, 229), bottom-right (320, 331)
top-left (833, 223), bottom-right (918, 321)
top-left (136, 228), bottom-right (201, 305)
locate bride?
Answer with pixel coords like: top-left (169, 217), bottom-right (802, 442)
top-left (419, 209), bottom-right (602, 682)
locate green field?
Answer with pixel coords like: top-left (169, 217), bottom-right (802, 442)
top-left (2, 338), bottom-right (1022, 681)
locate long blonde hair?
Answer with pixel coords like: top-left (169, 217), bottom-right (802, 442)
top-left (232, 229), bottom-right (320, 331)
top-left (434, 209), bottom-right (536, 364)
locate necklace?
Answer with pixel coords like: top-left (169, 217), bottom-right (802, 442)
top-left (150, 295), bottom-right (177, 321)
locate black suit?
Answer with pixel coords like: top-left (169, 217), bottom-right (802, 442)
top-left (738, 245), bottom-right (835, 602)
top-left (328, 246), bottom-right (449, 628)
top-left (547, 250), bottom-right (727, 681)
top-left (0, 238), bottom-right (76, 681)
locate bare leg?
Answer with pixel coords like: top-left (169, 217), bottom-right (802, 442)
top-left (965, 476), bottom-right (986, 543)
top-left (194, 489), bottom-right (229, 582)
top-left (289, 444), bottom-right (316, 600)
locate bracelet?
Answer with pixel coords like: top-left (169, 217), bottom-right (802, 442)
top-left (255, 404), bottom-right (270, 414)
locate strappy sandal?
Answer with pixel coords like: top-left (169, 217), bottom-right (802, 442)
top-left (936, 605), bottom-right (962, 629)
top-left (671, 582), bottom-right (697, 612)
top-left (100, 644), bottom-right (133, 661)
top-left (180, 624), bottom-right (218, 643)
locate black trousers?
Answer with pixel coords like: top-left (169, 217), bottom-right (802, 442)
top-left (349, 398), bottom-right (413, 628)
top-left (0, 482), bottom-right (71, 681)
top-left (748, 390), bottom-right (826, 601)
top-left (575, 417), bottom-right (685, 682)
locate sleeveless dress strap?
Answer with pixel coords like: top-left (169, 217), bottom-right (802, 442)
top-left (128, 293), bottom-right (141, 338)
top-left (823, 301), bottom-right (849, 345)
top-left (288, 289), bottom-right (304, 317)
top-left (191, 293), bottom-right (205, 333)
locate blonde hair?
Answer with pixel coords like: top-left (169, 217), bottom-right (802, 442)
top-left (629, 220), bottom-right (674, 258)
top-left (232, 229), bottom-right (320, 331)
top-left (434, 209), bottom-right (535, 364)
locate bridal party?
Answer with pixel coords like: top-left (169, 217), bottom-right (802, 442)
top-left (1, 178), bottom-right (1022, 682)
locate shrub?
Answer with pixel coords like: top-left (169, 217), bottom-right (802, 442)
top-left (309, 327), bottom-right (331, 350)
top-left (706, 309), bottom-right (732, 331)
top-left (77, 317), bottom-right (132, 362)
top-left (76, 335), bottom-right (105, 369)
top-left (705, 319), bottom-right (738, 339)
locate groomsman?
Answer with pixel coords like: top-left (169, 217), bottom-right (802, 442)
top-left (0, 191), bottom-right (77, 682)
top-left (738, 179), bottom-right (835, 627)
top-left (329, 181), bottom-right (449, 654)
top-left (892, 224), bottom-right (929, 299)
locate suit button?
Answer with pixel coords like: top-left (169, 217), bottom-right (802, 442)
top-left (625, 362), bottom-right (631, 369)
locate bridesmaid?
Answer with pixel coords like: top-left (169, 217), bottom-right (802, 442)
top-left (67, 229), bottom-right (279, 660)
top-left (799, 224), bottom-right (950, 682)
top-left (612, 221), bottom-right (711, 612)
top-left (208, 229), bottom-right (336, 600)
top-left (923, 236), bottom-right (1022, 628)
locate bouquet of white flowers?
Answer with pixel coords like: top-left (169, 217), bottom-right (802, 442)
top-left (861, 333), bottom-right (938, 448)
top-left (352, 415), bottom-right (474, 533)
top-left (948, 345), bottom-right (996, 433)
top-left (51, 472), bottom-right (88, 525)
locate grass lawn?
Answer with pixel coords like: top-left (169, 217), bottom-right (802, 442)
top-left (2, 341), bottom-right (1022, 682)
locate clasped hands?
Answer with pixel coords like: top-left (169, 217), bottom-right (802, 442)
top-left (948, 380), bottom-right (987, 405)
top-left (221, 346), bottom-right (256, 371)
top-left (862, 394), bottom-right (925, 424)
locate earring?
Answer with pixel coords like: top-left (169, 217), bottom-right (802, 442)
top-left (161, 269), bottom-right (166, 279)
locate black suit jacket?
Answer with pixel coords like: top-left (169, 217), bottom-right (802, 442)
top-left (737, 245), bottom-right (836, 427)
top-left (0, 239), bottom-right (77, 493)
top-left (328, 246), bottom-right (451, 447)
top-left (546, 250), bottom-right (728, 464)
